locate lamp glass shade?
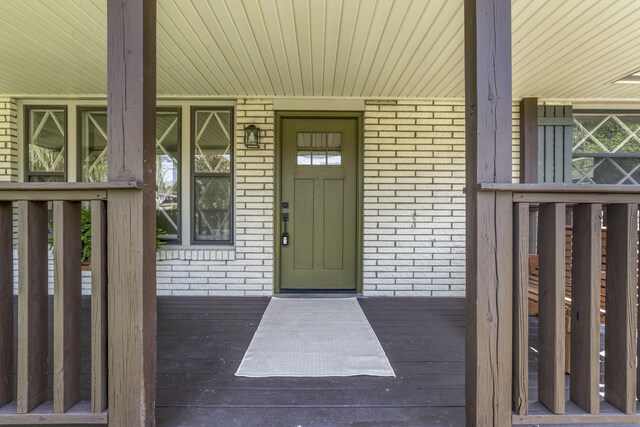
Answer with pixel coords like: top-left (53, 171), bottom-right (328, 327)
top-left (244, 125), bottom-right (260, 148)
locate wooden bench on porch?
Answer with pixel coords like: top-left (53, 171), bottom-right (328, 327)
top-left (528, 226), bottom-right (608, 373)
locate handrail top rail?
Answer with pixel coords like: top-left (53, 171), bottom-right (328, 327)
top-left (478, 183), bottom-right (640, 195)
top-left (0, 181), bottom-right (143, 202)
top-left (0, 181), bottom-right (142, 192)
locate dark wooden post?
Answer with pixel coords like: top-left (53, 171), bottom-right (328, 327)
top-left (520, 98), bottom-right (539, 254)
top-left (519, 97), bottom-right (539, 184)
top-left (106, 0), bottom-right (157, 425)
top-left (464, 0), bottom-right (513, 425)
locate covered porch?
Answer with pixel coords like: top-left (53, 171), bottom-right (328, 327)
top-left (0, 0), bottom-right (640, 426)
top-left (4, 295), bottom-right (639, 426)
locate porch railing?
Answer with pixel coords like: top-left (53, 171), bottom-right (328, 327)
top-left (480, 183), bottom-right (640, 425)
top-left (0, 181), bottom-right (140, 425)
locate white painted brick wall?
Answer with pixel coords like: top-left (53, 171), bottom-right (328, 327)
top-left (362, 100), bottom-right (520, 297)
top-left (0, 98), bottom-right (17, 182)
top-left (8, 97), bottom-right (523, 297)
top-left (155, 99), bottom-right (275, 296)
top-left (362, 100), bottom-right (467, 297)
top-left (513, 102), bottom-right (521, 182)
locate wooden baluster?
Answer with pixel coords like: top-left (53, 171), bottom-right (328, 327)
top-left (0, 202), bottom-right (13, 407)
top-left (91, 200), bottom-right (107, 413)
top-left (537, 202), bottom-right (566, 414)
top-left (604, 204), bottom-right (638, 414)
top-left (16, 201), bottom-right (48, 414)
top-left (513, 203), bottom-right (529, 415)
top-left (570, 204), bottom-right (602, 414)
top-left (53, 201), bottom-right (82, 413)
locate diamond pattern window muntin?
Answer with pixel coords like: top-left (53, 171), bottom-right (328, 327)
top-left (572, 112), bottom-right (640, 185)
top-left (78, 107), bottom-right (183, 242)
top-left (80, 109), bottom-right (108, 183)
top-left (155, 109), bottom-right (181, 241)
top-left (194, 110), bottom-right (232, 173)
top-left (191, 107), bottom-right (234, 244)
top-left (26, 106), bottom-right (67, 181)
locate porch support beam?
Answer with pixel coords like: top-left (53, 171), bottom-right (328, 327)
top-left (520, 97), bottom-right (540, 253)
top-left (464, 0), bottom-right (513, 425)
top-left (106, 0), bottom-right (157, 425)
top-left (519, 97), bottom-right (539, 184)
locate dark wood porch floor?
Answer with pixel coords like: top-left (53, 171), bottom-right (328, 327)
top-left (7, 296), bottom-right (632, 426)
top-left (155, 297), bottom-right (466, 426)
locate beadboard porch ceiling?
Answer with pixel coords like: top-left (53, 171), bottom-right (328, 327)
top-left (0, 0), bottom-right (639, 99)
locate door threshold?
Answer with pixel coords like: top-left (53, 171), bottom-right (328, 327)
top-left (278, 289), bottom-right (357, 298)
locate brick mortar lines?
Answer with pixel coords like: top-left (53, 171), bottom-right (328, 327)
top-left (0, 98), bottom-right (18, 182)
top-left (149, 99), bottom-right (276, 296)
top-left (362, 99), bottom-right (520, 297)
top-left (9, 98), bottom-right (521, 297)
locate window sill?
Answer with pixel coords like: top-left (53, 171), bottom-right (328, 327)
top-left (157, 246), bottom-right (236, 262)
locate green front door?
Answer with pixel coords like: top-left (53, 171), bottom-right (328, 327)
top-left (280, 117), bottom-right (358, 291)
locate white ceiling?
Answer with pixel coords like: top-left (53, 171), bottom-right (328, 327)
top-left (0, 0), bottom-right (639, 99)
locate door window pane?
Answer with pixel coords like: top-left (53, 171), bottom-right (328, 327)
top-left (327, 151), bottom-right (342, 166)
top-left (296, 151), bottom-right (312, 165)
top-left (296, 132), bottom-right (342, 167)
top-left (327, 133), bottom-right (342, 148)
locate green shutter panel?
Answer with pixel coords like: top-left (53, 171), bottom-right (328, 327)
top-left (537, 105), bottom-right (573, 183)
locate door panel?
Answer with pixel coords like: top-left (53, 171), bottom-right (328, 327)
top-left (293, 179), bottom-right (314, 269)
top-left (280, 117), bottom-right (357, 290)
top-left (323, 179), bottom-right (344, 270)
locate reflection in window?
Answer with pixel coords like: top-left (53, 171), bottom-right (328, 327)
top-left (26, 107), bottom-right (66, 182)
top-left (192, 108), bottom-right (233, 243)
top-left (296, 132), bottom-right (342, 166)
top-left (573, 112), bottom-right (640, 185)
top-left (155, 110), bottom-right (181, 241)
top-left (80, 110), bottom-right (108, 182)
top-left (78, 108), bottom-right (182, 242)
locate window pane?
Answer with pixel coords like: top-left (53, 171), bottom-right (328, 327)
top-left (194, 176), bottom-right (231, 242)
top-left (78, 108), bottom-right (182, 241)
top-left (156, 111), bottom-right (181, 239)
top-left (312, 152), bottom-right (327, 165)
top-left (327, 151), bottom-right (342, 166)
top-left (194, 110), bottom-right (231, 173)
top-left (573, 112), bottom-right (640, 185)
top-left (28, 108), bottom-right (66, 174)
top-left (296, 132), bottom-right (341, 167)
top-left (80, 110), bottom-right (108, 182)
top-left (297, 151), bottom-right (312, 165)
top-left (297, 133), bottom-right (312, 148)
top-left (312, 133), bottom-right (326, 149)
top-left (327, 133), bottom-right (342, 148)
top-left (27, 175), bottom-right (64, 183)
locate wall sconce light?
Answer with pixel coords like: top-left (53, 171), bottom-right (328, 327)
top-left (244, 125), bottom-right (260, 148)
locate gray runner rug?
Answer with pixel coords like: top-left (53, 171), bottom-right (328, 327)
top-left (235, 298), bottom-right (395, 377)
